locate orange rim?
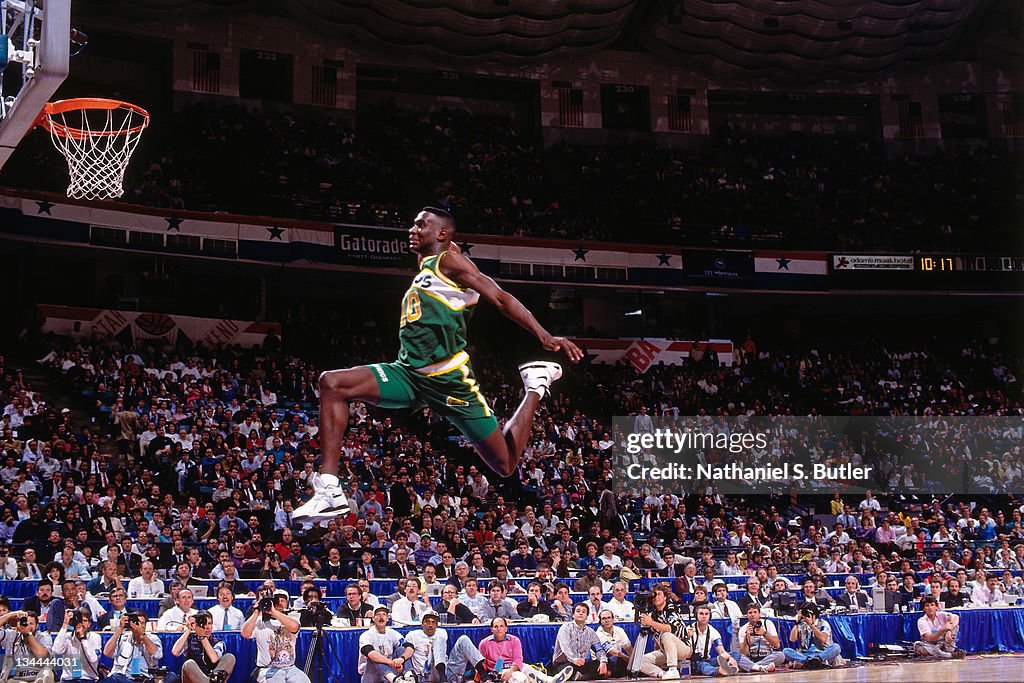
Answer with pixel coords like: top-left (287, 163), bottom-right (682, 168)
top-left (39, 98), bottom-right (150, 141)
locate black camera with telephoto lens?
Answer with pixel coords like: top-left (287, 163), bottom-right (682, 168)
top-left (259, 597), bottom-right (275, 613)
top-left (192, 612), bottom-right (209, 628)
top-left (128, 613), bottom-right (142, 626)
top-left (633, 591), bottom-right (654, 615)
top-left (302, 600), bottom-right (333, 628)
top-left (18, 617), bottom-right (28, 627)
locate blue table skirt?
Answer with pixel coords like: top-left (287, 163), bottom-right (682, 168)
top-left (62, 608), bottom-right (1022, 683)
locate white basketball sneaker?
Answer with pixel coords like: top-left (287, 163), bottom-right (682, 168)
top-left (518, 361), bottom-right (563, 399)
top-left (292, 474), bottom-right (351, 522)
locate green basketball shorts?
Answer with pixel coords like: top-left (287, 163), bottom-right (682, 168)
top-left (368, 351), bottom-right (498, 444)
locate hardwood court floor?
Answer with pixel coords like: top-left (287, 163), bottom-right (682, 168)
top-left (609, 654), bottom-right (1024, 682)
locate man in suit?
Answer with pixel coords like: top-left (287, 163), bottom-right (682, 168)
top-left (387, 547), bottom-right (417, 579)
top-left (835, 576), bottom-right (869, 610)
top-left (674, 561), bottom-right (699, 596)
top-left (17, 548), bottom-right (44, 581)
top-left (352, 549), bottom-right (382, 580)
top-left (658, 549), bottom-right (689, 580)
top-left (737, 577), bottom-right (768, 613)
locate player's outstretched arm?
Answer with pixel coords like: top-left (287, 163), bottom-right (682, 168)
top-left (440, 250), bottom-right (583, 363)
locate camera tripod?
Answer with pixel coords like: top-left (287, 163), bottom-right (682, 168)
top-left (303, 620), bottom-right (346, 683)
top-left (625, 626), bottom-right (652, 680)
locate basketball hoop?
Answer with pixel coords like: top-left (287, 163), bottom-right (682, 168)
top-left (38, 98), bottom-right (150, 200)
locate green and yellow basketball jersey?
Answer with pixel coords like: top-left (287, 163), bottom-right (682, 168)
top-left (398, 251), bottom-right (480, 368)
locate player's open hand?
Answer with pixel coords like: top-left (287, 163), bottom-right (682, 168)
top-left (544, 336), bottom-right (584, 363)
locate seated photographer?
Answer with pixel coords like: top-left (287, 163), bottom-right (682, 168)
top-left (409, 612), bottom-right (567, 683)
top-left (782, 604), bottom-right (842, 670)
top-left (337, 584), bottom-right (375, 627)
top-left (242, 589), bottom-right (309, 683)
top-left (63, 582), bottom-right (101, 628)
top-left (97, 588), bottom-right (129, 630)
top-left (685, 604), bottom-right (739, 677)
top-left (207, 584), bottom-right (245, 631)
top-left (0, 610), bottom-right (55, 683)
top-left (551, 604), bottom-right (609, 680)
top-left (834, 577), bottom-right (868, 610)
top-left (594, 610), bottom-right (631, 678)
top-left (99, 611), bottom-right (163, 683)
top-left (259, 552), bottom-right (291, 581)
top-left (290, 580), bottom-right (318, 611)
top-left (157, 588), bottom-right (197, 631)
top-left (298, 587), bottom-right (335, 629)
top-left (438, 585), bottom-right (479, 625)
top-left (357, 606), bottom-right (415, 683)
top-left (167, 611), bottom-right (235, 683)
top-left (913, 596), bottom-right (965, 659)
top-left (637, 585), bottom-right (692, 680)
top-left (731, 604), bottom-right (784, 673)
top-left (516, 582), bottom-right (559, 621)
top-left (53, 607), bottom-right (102, 681)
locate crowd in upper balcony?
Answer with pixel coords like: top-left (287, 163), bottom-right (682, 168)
top-left (6, 100), bottom-right (1020, 251)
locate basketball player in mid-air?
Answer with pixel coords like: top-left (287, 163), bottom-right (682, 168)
top-left (294, 207), bottom-right (583, 522)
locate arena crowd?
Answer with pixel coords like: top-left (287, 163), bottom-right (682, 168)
top-left (0, 312), bottom-right (1019, 682)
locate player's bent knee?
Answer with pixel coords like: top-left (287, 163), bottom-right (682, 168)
top-left (319, 368), bottom-right (361, 396)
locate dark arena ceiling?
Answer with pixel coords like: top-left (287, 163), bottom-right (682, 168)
top-left (79, 0), bottom-right (1022, 79)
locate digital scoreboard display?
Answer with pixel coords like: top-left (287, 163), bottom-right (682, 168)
top-left (830, 254), bottom-right (1024, 291)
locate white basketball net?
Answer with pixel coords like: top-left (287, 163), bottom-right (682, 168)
top-left (42, 101), bottom-right (149, 200)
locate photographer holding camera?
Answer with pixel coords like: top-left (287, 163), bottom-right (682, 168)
top-left (241, 589), bottom-right (308, 683)
top-left (53, 607), bottom-right (102, 681)
top-left (732, 604), bottom-right (784, 673)
top-left (0, 610), bottom-right (55, 683)
top-left (636, 585), bottom-right (691, 680)
top-left (168, 611), bottom-right (236, 683)
top-left (260, 552), bottom-right (290, 581)
top-left (297, 587), bottom-right (334, 629)
top-left (99, 611), bottom-right (163, 683)
top-left (782, 603), bottom-right (842, 670)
